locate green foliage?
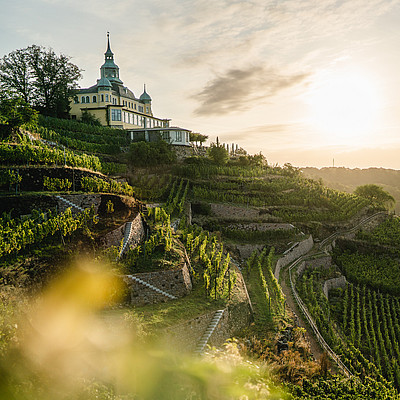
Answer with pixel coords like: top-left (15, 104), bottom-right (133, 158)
top-left (292, 375), bottom-right (400, 399)
top-left (333, 250), bottom-right (400, 295)
top-left (33, 116), bottom-right (129, 156)
top-left (43, 176), bottom-right (72, 191)
top-left (354, 184), bottom-right (395, 209)
top-left (0, 97), bottom-right (38, 133)
top-left (181, 225), bottom-right (236, 300)
top-left (0, 45), bottom-right (81, 117)
top-left (165, 178), bottom-right (189, 216)
top-left (0, 142), bottom-right (102, 171)
top-left (189, 132), bottom-right (208, 145)
top-left (80, 109), bottom-right (102, 126)
top-left (129, 140), bottom-right (176, 167)
top-left (357, 216), bottom-right (400, 247)
top-left (130, 174), bottom-right (171, 201)
top-left (338, 284), bottom-right (400, 389)
top-left (0, 206), bottom-right (97, 258)
top-left (80, 176), bottom-right (133, 196)
top-left (106, 200), bottom-right (114, 214)
top-left (208, 142), bottom-right (229, 165)
top-left (190, 174), bottom-right (368, 222)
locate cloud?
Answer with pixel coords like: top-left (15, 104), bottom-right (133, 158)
top-left (193, 65), bottom-right (309, 116)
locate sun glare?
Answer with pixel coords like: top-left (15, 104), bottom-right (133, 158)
top-left (306, 70), bottom-right (381, 145)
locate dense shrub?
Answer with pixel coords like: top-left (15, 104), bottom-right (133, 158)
top-left (129, 140), bottom-right (176, 167)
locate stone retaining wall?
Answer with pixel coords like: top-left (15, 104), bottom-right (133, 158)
top-left (56, 193), bottom-right (102, 214)
top-left (274, 235), bottom-right (314, 279)
top-left (123, 263), bottom-right (192, 306)
top-left (323, 276), bottom-right (347, 299)
top-left (173, 145), bottom-right (194, 161)
top-left (162, 269), bottom-right (252, 352)
top-left (101, 213), bottom-right (144, 250)
top-left (296, 255), bottom-right (332, 278)
top-left (163, 301), bottom-right (252, 352)
top-left (225, 222), bottom-right (295, 231)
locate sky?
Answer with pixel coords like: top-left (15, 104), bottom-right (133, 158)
top-left (1, 0), bottom-right (400, 169)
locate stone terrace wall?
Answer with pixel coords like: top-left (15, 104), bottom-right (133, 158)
top-left (274, 235), bottom-right (314, 279)
top-left (323, 276), bottom-right (347, 299)
top-left (56, 193), bottom-right (102, 214)
top-left (162, 270), bottom-right (253, 352)
top-left (163, 301), bottom-right (252, 353)
top-left (124, 263), bottom-right (192, 306)
top-left (101, 213), bottom-right (144, 250)
top-left (296, 255), bottom-right (332, 278)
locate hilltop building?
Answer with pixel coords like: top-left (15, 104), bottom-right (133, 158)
top-left (69, 33), bottom-right (191, 146)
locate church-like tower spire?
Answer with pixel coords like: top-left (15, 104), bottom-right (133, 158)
top-left (100, 32), bottom-right (123, 85)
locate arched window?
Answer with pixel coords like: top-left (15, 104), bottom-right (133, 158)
top-left (106, 94), bottom-right (109, 102)
top-left (101, 94), bottom-right (104, 102)
top-left (81, 96), bottom-right (86, 104)
top-left (86, 96), bottom-right (90, 103)
top-left (93, 96), bottom-right (97, 103)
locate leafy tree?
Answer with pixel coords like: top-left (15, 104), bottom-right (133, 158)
top-left (208, 142), bottom-right (229, 165)
top-left (129, 140), bottom-right (176, 167)
top-left (0, 48), bottom-right (33, 103)
top-left (354, 184), bottom-right (395, 209)
top-left (189, 132), bottom-right (208, 146)
top-left (0, 45), bottom-right (81, 118)
top-left (0, 96), bottom-right (38, 133)
top-left (80, 110), bottom-right (102, 126)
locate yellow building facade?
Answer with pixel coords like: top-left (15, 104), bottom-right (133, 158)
top-left (69, 34), bottom-right (170, 130)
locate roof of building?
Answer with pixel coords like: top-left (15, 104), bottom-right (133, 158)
top-left (139, 85), bottom-right (152, 102)
top-left (115, 85), bottom-right (136, 100)
top-left (128, 126), bottom-right (191, 132)
top-left (97, 76), bottom-right (112, 88)
top-left (76, 85), bottom-right (99, 94)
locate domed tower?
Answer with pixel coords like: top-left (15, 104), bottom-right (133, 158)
top-left (139, 84), bottom-right (152, 104)
top-left (140, 84), bottom-right (153, 115)
top-left (100, 32), bottom-right (123, 85)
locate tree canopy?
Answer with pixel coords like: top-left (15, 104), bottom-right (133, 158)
top-left (0, 96), bottom-right (38, 134)
top-left (207, 142), bottom-right (229, 165)
top-left (129, 140), bottom-right (176, 167)
top-left (0, 45), bottom-right (81, 118)
top-left (189, 132), bottom-right (208, 146)
top-left (354, 184), bottom-right (395, 209)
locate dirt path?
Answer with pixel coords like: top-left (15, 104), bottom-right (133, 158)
top-left (280, 267), bottom-right (323, 362)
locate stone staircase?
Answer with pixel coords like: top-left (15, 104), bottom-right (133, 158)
top-left (116, 221), bottom-right (132, 260)
top-left (56, 195), bottom-right (84, 213)
top-left (195, 309), bottom-right (225, 354)
top-left (126, 275), bottom-right (177, 300)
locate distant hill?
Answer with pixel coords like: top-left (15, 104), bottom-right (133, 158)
top-left (302, 167), bottom-right (400, 213)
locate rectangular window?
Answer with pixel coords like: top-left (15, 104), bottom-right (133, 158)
top-left (162, 131), bottom-right (170, 141)
top-left (111, 109), bottom-right (121, 121)
top-left (138, 106), bottom-right (143, 113)
top-left (134, 104), bottom-right (137, 110)
top-left (176, 131), bottom-right (182, 141)
top-left (106, 94), bottom-right (109, 102)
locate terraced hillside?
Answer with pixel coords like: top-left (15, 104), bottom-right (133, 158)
top-left (1, 115), bottom-right (400, 399)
